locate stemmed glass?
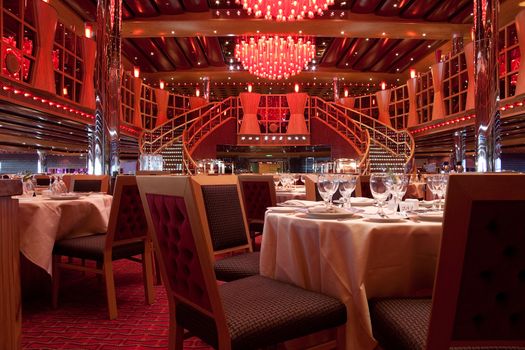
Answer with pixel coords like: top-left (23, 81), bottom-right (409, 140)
top-left (389, 174), bottom-right (410, 213)
top-left (433, 174), bottom-right (449, 210)
top-left (22, 178), bottom-right (35, 197)
top-left (426, 175), bottom-right (439, 210)
top-left (272, 173), bottom-right (281, 190)
top-left (370, 173), bottom-right (392, 217)
top-left (337, 174), bottom-right (358, 209)
top-left (317, 174), bottom-right (338, 208)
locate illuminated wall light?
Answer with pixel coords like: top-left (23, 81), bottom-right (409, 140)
top-left (196, 88), bottom-right (200, 97)
top-left (294, 83), bottom-right (300, 93)
top-left (410, 68), bottom-right (416, 79)
top-left (62, 87), bottom-right (68, 96)
top-left (381, 81), bottom-right (386, 90)
top-left (344, 88), bottom-right (349, 97)
top-left (85, 24), bottom-right (93, 39)
top-left (247, 83), bottom-right (253, 93)
top-left (133, 66), bottom-right (140, 78)
top-left (159, 80), bottom-right (165, 90)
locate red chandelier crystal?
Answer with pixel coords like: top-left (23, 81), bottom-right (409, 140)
top-left (236, 0), bottom-right (334, 21)
top-left (235, 36), bottom-right (316, 80)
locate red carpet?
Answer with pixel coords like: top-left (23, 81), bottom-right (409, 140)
top-left (22, 259), bottom-right (213, 349)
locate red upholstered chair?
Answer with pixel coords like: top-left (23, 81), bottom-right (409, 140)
top-left (305, 174), bottom-right (343, 202)
top-left (237, 174), bottom-right (276, 249)
top-left (52, 175), bottom-right (155, 320)
top-left (63, 174), bottom-right (110, 193)
top-left (190, 175), bottom-right (259, 282)
top-left (136, 175), bottom-right (347, 350)
top-left (369, 174), bottom-right (525, 350)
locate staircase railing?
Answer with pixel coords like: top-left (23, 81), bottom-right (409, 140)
top-left (309, 97), bottom-right (371, 173)
top-left (330, 101), bottom-right (415, 171)
top-left (139, 102), bottom-right (217, 155)
top-left (182, 97), bottom-right (239, 174)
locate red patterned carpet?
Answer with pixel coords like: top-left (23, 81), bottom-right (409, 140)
top-left (22, 259), bottom-right (213, 349)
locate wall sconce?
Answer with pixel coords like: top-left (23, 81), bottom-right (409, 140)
top-left (159, 80), bottom-right (165, 90)
top-left (294, 83), bottom-right (300, 93)
top-left (133, 66), bottom-right (140, 78)
top-left (196, 88), bottom-right (200, 97)
top-left (410, 68), bottom-right (416, 79)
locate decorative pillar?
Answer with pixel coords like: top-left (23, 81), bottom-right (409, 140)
top-left (375, 89), bottom-right (392, 127)
top-left (0, 180), bottom-right (22, 350)
top-left (514, 10), bottom-right (525, 95)
top-left (333, 77), bottom-right (340, 101)
top-left (239, 92), bottom-right (261, 134)
top-left (202, 77), bottom-right (210, 102)
top-left (464, 42), bottom-right (475, 110)
top-left (474, 0), bottom-right (501, 172)
top-left (407, 77), bottom-right (419, 127)
top-left (80, 37), bottom-right (97, 110)
top-left (33, 0), bottom-right (58, 93)
top-left (431, 62), bottom-right (446, 120)
top-left (454, 128), bottom-right (467, 171)
top-left (155, 88), bottom-right (169, 126)
top-left (92, 0), bottom-right (122, 176)
top-left (339, 97), bottom-right (355, 109)
top-left (37, 150), bottom-right (48, 174)
top-left (132, 77), bottom-right (142, 128)
top-left (286, 93), bottom-right (309, 134)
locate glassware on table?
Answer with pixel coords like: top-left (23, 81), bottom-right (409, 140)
top-left (389, 174), bottom-right (410, 212)
top-left (22, 179), bottom-right (35, 197)
top-left (272, 173), bottom-right (281, 189)
top-left (337, 174), bottom-right (358, 208)
top-left (317, 174), bottom-right (339, 208)
top-left (426, 175), bottom-right (437, 209)
top-left (433, 174), bottom-right (449, 210)
top-left (51, 175), bottom-right (67, 195)
top-left (370, 173), bottom-right (392, 216)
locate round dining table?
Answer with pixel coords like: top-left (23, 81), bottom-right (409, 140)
top-left (17, 194), bottom-right (113, 275)
top-left (275, 186), bottom-right (307, 203)
top-left (260, 206), bottom-right (442, 350)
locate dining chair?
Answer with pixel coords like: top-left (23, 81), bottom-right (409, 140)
top-left (190, 175), bottom-right (259, 282)
top-left (355, 175), bottom-right (373, 198)
top-left (64, 174), bottom-right (110, 193)
top-left (305, 174), bottom-right (343, 202)
top-left (52, 175), bottom-right (155, 320)
top-left (237, 174), bottom-right (276, 250)
top-left (34, 174), bottom-right (51, 186)
top-left (136, 175), bottom-right (347, 350)
top-left (369, 173), bottom-right (525, 350)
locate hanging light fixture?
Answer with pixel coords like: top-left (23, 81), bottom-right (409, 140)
top-left (235, 35), bottom-right (315, 80)
top-left (236, 0), bottom-right (334, 21)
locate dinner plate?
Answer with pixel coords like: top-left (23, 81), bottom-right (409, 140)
top-left (48, 194), bottom-right (81, 200)
top-left (419, 200), bottom-right (435, 208)
top-left (363, 215), bottom-right (406, 223)
top-left (304, 211), bottom-right (359, 220)
top-left (277, 200), bottom-right (323, 208)
top-left (267, 206), bottom-right (297, 213)
top-left (350, 198), bottom-right (375, 206)
top-left (416, 211), bottom-right (444, 222)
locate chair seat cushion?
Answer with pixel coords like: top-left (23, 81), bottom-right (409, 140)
top-left (53, 234), bottom-right (145, 261)
top-left (214, 252), bottom-right (260, 282)
top-left (177, 275), bottom-right (346, 350)
top-left (369, 298), bottom-right (525, 350)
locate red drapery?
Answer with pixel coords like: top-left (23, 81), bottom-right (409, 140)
top-left (239, 92), bottom-right (261, 134)
top-left (33, 0), bottom-right (57, 93)
top-left (407, 78), bottom-right (419, 127)
top-left (286, 93), bottom-right (308, 134)
top-left (431, 62), bottom-right (446, 120)
top-left (133, 77), bottom-right (142, 128)
top-left (80, 37), bottom-right (96, 109)
top-left (375, 90), bottom-right (392, 127)
top-left (155, 88), bottom-right (169, 127)
top-left (189, 97), bottom-right (207, 110)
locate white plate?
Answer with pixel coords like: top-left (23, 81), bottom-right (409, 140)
top-left (363, 215), bottom-right (406, 223)
top-left (277, 200), bottom-right (323, 208)
top-left (350, 198), bottom-right (375, 206)
top-left (416, 211), bottom-right (444, 222)
top-left (48, 194), bottom-right (80, 200)
top-left (267, 206), bottom-right (297, 213)
top-left (304, 211), bottom-right (359, 220)
top-left (419, 200), bottom-right (435, 208)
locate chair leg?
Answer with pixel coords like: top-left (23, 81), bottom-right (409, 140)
top-left (154, 253), bottom-right (162, 285)
top-left (51, 255), bottom-right (60, 308)
top-left (96, 261), bottom-right (103, 285)
top-left (142, 241), bottom-right (155, 305)
top-left (103, 259), bottom-right (118, 320)
top-left (168, 320), bottom-right (185, 350)
top-left (335, 325), bottom-right (346, 350)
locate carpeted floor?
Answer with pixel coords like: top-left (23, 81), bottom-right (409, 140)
top-left (22, 259), bottom-right (213, 349)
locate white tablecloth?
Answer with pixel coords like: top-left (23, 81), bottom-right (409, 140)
top-left (260, 210), bottom-right (442, 350)
top-left (276, 187), bottom-right (307, 203)
top-left (18, 194), bottom-right (113, 274)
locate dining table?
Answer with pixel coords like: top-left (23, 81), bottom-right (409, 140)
top-left (260, 206), bottom-right (442, 350)
top-left (275, 186), bottom-right (307, 203)
top-left (17, 194), bottom-right (113, 275)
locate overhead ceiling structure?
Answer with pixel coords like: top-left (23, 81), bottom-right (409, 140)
top-left (62, 0), bottom-right (477, 97)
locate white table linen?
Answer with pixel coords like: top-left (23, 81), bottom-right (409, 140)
top-left (276, 187), bottom-right (307, 202)
top-left (18, 194), bottom-right (112, 274)
top-left (260, 210), bottom-right (442, 350)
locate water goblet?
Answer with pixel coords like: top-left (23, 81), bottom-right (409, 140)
top-left (337, 174), bottom-right (358, 208)
top-left (370, 173), bottom-right (392, 217)
top-left (317, 174), bottom-right (338, 208)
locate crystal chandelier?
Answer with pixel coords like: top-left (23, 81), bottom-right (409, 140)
top-left (236, 0), bottom-right (335, 21)
top-left (235, 36), bottom-right (316, 80)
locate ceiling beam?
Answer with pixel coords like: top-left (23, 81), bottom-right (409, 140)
top-left (122, 12), bottom-right (472, 40)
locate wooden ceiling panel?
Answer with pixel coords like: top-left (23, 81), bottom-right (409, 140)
top-left (152, 37), bottom-right (192, 69)
top-left (351, 0), bottom-right (384, 14)
top-left (131, 38), bottom-right (176, 71)
top-left (182, 0), bottom-right (209, 12)
top-left (336, 38), bottom-right (379, 69)
top-left (200, 37), bottom-right (226, 67)
top-left (152, 0), bottom-right (184, 15)
top-left (368, 39), bottom-right (425, 72)
top-left (319, 38), bottom-right (354, 67)
top-left (176, 37), bottom-right (209, 68)
top-left (401, 0), bottom-right (441, 19)
top-left (124, 0), bottom-right (158, 17)
top-left (352, 38), bottom-right (401, 71)
top-left (122, 39), bottom-right (159, 72)
top-left (425, 0), bottom-right (471, 22)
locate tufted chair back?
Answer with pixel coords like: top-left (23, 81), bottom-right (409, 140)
top-left (355, 175), bottom-right (372, 198)
top-left (238, 175), bottom-right (276, 223)
top-left (67, 174), bottom-right (110, 193)
top-left (304, 174), bottom-right (343, 202)
top-left (106, 176), bottom-right (149, 244)
top-left (136, 175), bottom-right (227, 343)
top-left (426, 174), bottom-right (525, 350)
top-left (191, 175), bottom-right (252, 255)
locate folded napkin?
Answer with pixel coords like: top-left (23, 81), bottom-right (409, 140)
top-left (280, 200), bottom-right (323, 207)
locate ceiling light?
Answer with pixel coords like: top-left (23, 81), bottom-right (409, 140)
top-left (236, 0), bottom-right (334, 21)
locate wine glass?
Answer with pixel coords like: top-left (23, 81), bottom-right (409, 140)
top-left (370, 173), bottom-right (392, 216)
top-left (434, 174), bottom-right (449, 210)
top-left (337, 174), bottom-right (358, 208)
top-left (426, 175), bottom-right (438, 209)
top-left (389, 174), bottom-right (410, 212)
top-left (272, 173), bottom-right (281, 189)
top-left (22, 178), bottom-right (35, 197)
top-left (317, 174), bottom-right (338, 208)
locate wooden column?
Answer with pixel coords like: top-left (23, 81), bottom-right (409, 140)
top-left (0, 180), bottom-right (22, 350)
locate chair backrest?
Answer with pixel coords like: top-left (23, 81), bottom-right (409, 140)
top-left (136, 175), bottom-right (228, 346)
top-left (426, 174), bottom-right (525, 350)
top-left (106, 175), bottom-right (149, 246)
top-left (355, 175), bottom-right (372, 198)
top-left (34, 175), bottom-right (51, 186)
top-left (304, 174), bottom-right (343, 202)
top-left (67, 175), bottom-right (110, 193)
top-left (190, 175), bottom-right (252, 255)
top-left (237, 174), bottom-right (277, 223)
